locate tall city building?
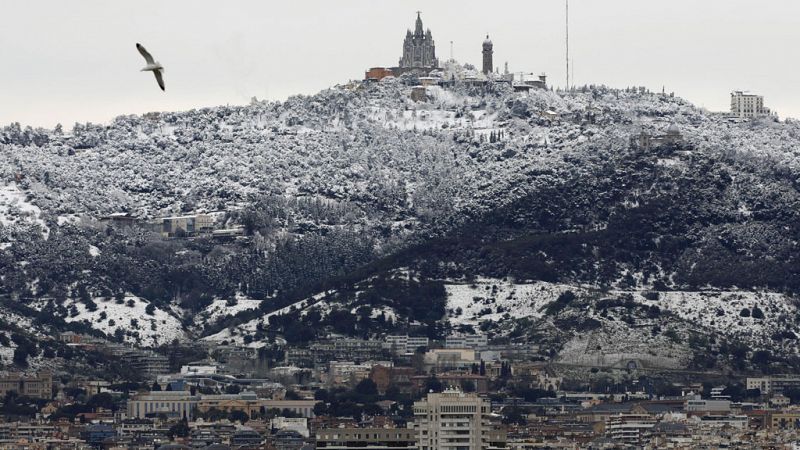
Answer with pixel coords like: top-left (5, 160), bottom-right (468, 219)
top-left (413, 389), bottom-right (505, 450)
top-left (730, 91), bottom-right (771, 118)
top-left (482, 35), bottom-right (493, 75)
top-left (398, 12), bottom-right (438, 70)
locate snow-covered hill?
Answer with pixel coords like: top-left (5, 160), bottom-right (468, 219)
top-left (3, 74), bottom-right (800, 373)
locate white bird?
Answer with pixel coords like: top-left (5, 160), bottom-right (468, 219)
top-left (136, 43), bottom-right (165, 91)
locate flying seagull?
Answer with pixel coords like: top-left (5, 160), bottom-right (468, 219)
top-left (136, 43), bottom-right (165, 91)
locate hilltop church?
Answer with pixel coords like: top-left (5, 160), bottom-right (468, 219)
top-left (365, 12), bottom-right (547, 89)
top-left (365, 12), bottom-right (440, 80)
top-left (396, 12), bottom-right (439, 73)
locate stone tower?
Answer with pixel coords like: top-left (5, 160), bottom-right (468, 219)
top-left (398, 12), bottom-right (438, 69)
top-left (482, 35), bottom-right (493, 75)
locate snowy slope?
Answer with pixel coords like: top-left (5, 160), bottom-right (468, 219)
top-left (0, 183), bottom-right (48, 238)
top-left (554, 289), bottom-right (798, 369)
top-left (630, 290), bottom-right (795, 345)
top-left (446, 278), bottom-right (583, 325)
top-left (30, 295), bottom-right (185, 347)
top-left (196, 294), bottom-right (263, 325)
top-left (202, 291), bottom-right (331, 346)
top-left (2, 75), bottom-right (800, 368)
top-left (556, 322), bottom-right (692, 370)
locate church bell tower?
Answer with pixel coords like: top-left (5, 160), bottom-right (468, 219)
top-left (482, 35), bottom-right (493, 75)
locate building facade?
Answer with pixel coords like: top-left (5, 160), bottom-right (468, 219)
top-left (386, 335), bottom-right (429, 355)
top-left (413, 389), bottom-right (505, 450)
top-left (730, 91), bottom-right (770, 118)
top-left (295, 339), bottom-right (389, 366)
top-left (411, 373), bottom-right (490, 394)
top-left (262, 399), bottom-right (319, 418)
top-left (365, 67), bottom-right (394, 82)
top-left (629, 123), bottom-right (683, 151)
top-left (446, 334), bottom-right (489, 349)
top-left (605, 414), bottom-right (657, 444)
top-left (159, 213), bottom-right (217, 238)
top-left (327, 361), bottom-right (391, 387)
top-left (770, 412), bottom-right (800, 430)
top-left (127, 391), bottom-right (200, 420)
top-left (424, 348), bottom-right (477, 371)
top-left (0, 373), bottom-right (52, 399)
top-left (747, 376), bottom-right (800, 395)
top-left (316, 427), bottom-right (416, 449)
top-left (370, 365), bottom-right (417, 395)
top-left (684, 397), bottom-right (731, 415)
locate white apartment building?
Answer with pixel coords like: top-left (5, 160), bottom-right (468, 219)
top-left (605, 414), bottom-right (657, 443)
top-left (747, 376), bottom-right (800, 395)
top-left (730, 91), bottom-right (771, 118)
top-left (698, 415), bottom-right (748, 429)
top-left (446, 333), bottom-right (489, 349)
top-left (386, 335), bottom-right (429, 355)
top-left (413, 389), bottom-right (505, 450)
top-left (327, 360), bottom-right (392, 386)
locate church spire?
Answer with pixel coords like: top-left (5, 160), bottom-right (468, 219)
top-left (399, 12), bottom-right (438, 70)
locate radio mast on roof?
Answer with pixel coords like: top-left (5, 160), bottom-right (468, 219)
top-left (566, 0), bottom-right (570, 90)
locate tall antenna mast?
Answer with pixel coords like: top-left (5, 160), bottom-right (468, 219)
top-left (566, 0), bottom-right (570, 90)
top-left (450, 41), bottom-right (454, 62)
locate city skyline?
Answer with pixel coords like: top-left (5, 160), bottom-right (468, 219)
top-left (1, 0), bottom-right (798, 128)
top-left (3, 2), bottom-right (800, 447)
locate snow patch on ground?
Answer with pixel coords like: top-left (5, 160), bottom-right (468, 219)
top-left (0, 306), bottom-right (36, 335)
top-left (629, 290), bottom-right (793, 342)
top-left (446, 278), bottom-right (581, 325)
top-left (348, 305), bottom-right (398, 323)
top-left (0, 183), bottom-right (49, 239)
top-left (557, 321), bottom-right (692, 370)
top-left (0, 184), bottom-right (42, 226)
top-left (0, 343), bottom-right (14, 364)
top-left (556, 289), bottom-right (795, 369)
top-left (31, 295), bottom-right (185, 347)
top-left (202, 291), bottom-right (332, 345)
top-left (370, 306), bottom-right (397, 322)
top-left (198, 294), bottom-right (263, 325)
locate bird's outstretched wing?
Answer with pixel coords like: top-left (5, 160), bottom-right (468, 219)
top-left (136, 43), bottom-right (155, 64)
top-left (153, 70), bottom-right (165, 91)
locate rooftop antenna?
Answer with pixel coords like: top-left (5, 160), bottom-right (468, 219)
top-left (566, 0), bottom-right (570, 90)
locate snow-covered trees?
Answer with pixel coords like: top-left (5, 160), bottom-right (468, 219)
top-left (4, 78), bottom-right (800, 357)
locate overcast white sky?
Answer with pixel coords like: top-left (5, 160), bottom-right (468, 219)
top-left (2, 0), bottom-right (798, 128)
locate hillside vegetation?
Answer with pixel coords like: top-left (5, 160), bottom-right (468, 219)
top-left (2, 76), bottom-right (800, 372)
